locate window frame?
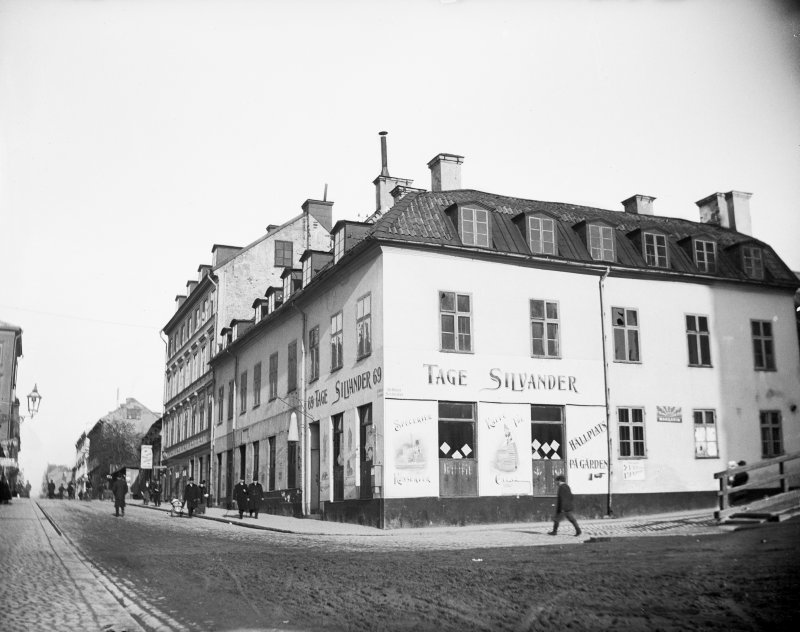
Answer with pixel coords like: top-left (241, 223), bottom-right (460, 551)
top-left (253, 362), bottom-right (262, 407)
top-left (643, 231), bottom-right (669, 268)
top-left (530, 299), bottom-right (560, 358)
top-left (287, 340), bottom-right (298, 393)
top-left (693, 409), bottom-right (718, 459)
top-left (333, 229), bottom-right (345, 263)
top-left (268, 352), bottom-right (278, 401)
top-left (759, 410), bottom-right (783, 458)
top-left (356, 293), bottom-right (372, 360)
top-left (459, 206), bottom-right (491, 248)
top-left (309, 325), bottom-right (320, 382)
top-left (686, 314), bottom-right (712, 367)
top-left (527, 214), bottom-right (557, 255)
top-left (742, 246), bottom-right (764, 280)
top-left (439, 291), bottom-right (473, 353)
top-left (751, 319), bottom-right (776, 371)
top-left (612, 306), bottom-right (641, 363)
top-left (588, 223), bottom-right (615, 262)
top-left (227, 379), bottom-right (234, 420)
top-left (617, 406), bottom-right (646, 458)
top-left (239, 371), bottom-right (247, 413)
top-left (217, 386), bottom-right (224, 424)
top-left (330, 311), bottom-right (343, 371)
top-left (274, 240), bottom-right (293, 268)
top-left (693, 238), bottom-right (717, 273)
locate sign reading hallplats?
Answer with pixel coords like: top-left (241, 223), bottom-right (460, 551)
top-left (657, 406), bottom-right (682, 423)
top-left (140, 445), bottom-right (153, 469)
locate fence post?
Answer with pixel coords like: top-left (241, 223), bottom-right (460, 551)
top-left (719, 475), bottom-right (729, 511)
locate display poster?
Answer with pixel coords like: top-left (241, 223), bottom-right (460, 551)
top-left (477, 403), bottom-right (531, 495)
top-left (140, 445), bottom-right (153, 469)
top-left (564, 405), bottom-right (609, 493)
top-left (342, 410), bottom-right (358, 500)
top-left (657, 406), bottom-right (682, 423)
top-left (320, 418), bottom-right (330, 501)
top-left (384, 399), bottom-right (438, 498)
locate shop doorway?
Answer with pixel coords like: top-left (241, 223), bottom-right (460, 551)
top-left (225, 449), bottom-right (233, 504)
top-left (310, 422), bottom-right (320, 513)
top-left (531, 405), bottom-right (565, 496)
top-left (332, 413), bottom-right (344, 501)
top-left (359, 404), bottom-right (373, 499)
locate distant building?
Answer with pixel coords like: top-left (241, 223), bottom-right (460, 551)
top-left (0, 320), bottom-right (23, 492)
top-left (160, 201), bottom-right (332, 501)
top-left (210, 139), bottom-right (800, 527)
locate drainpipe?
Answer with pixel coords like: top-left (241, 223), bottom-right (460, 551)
top-left (292, 302), bottom-right (309, 516)
top-left (207, 273), bottom-right (219, 504)
top-left (598, 267), bottom-right (613, 516)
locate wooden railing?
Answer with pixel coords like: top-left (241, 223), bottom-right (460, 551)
top-left (714, 451), bottom-right (800, 519)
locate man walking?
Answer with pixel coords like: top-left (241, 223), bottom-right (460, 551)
top-left (183, 477), bottom-right (202, 518)
top-left (548, 474), bottom-right (582, 537)
top-left (150, 479), bottom-right (161, 507)
top-left (247, 477), bottom-right (264, 519)
top-left (111, 474), bottom-right (128, 517)
top-left (233, 478), bottom-right (248, 519)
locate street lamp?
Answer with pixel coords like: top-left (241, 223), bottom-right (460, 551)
top-left (26, 384), bottom-right (42, 419)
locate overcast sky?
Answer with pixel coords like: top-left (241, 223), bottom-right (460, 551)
top-left (2, 0), bottom-right (798, 484)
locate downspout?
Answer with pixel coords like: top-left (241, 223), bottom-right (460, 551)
top-left (292, 302), bottom-right (309, 517)
top-left (598, 267), bottom-right (613, 516)
top-left (207, 273), bottom-right (219, 504)
top-left (158, 330), bottom-right (168, 485)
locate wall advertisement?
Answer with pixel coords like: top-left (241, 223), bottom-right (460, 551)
top-left (477, 402), bottom-right (531, 495)
top-left (383, 399), bottom-right (438, 499)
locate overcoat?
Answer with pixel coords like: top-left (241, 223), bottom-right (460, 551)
top-left (555, 482), bottom-right (574, 513)
top-left (111, 477), bottom-right (128, 508)
top-left (184, 482), bottom-right (201, 508)
top-left (247, 481), bottom-right (264, 511)
top-left (233, 481), bottom-right (248, 509)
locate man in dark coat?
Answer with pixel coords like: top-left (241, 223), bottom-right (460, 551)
top-left (548, 474), bottom-right (582, 537)
top-left (247, 477), bottom-right (264, 519)
top-left (183, 477), bottom-right (202, 517)
top-left (150, 479), bottom-right (161, 507)
top-left (111, 475), bottom-right (128, 517)
top-left (233, 478), bottom-right (248, 519)
top-left (0, 475), bottom-right (11, 503)
top-left (47, 480), bottom-right (55, 499)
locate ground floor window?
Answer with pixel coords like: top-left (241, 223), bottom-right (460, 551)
top-left (438, 401), bottom-right (477, 497)
top-left (287, 442), bottom-right (298, 488)
top-left (693, 410), bottom-right (718, 458)
top-left (252, 441), bottom-right (260, 481)
top-left (531, 405), bottom-right (565, 495)
top-left (760, 411), bottom-right (783, 458)
top-left (268, 436), bottom-right (276, 490)
top-left (618, 407), bottom-right (646, 457)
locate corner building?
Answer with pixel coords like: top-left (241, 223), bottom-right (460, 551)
top-left (211, 153), bottom-right (799, 528)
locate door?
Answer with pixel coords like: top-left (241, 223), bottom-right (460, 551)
top-left (332, 413), bottom-right (344, 501)
top-left (531, 405), bottom-right (565, 496)
top-left (310, 422), bottom-right (320, 512)
top-left (225, 449), bottom-right (233, 505)
top-left (359, 404), bottom-right (373, 499)
top-left (239, 445), bottom-right (246, 481)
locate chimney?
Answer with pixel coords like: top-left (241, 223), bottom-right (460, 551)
top-left (302, 199), bottom-right (334, 232)
top-left (211, 244), bottom-right (242, 267)
top-left (621, 194), bottom-right (656, 215)
top-left (186, 280), bottom-right (198, 295)
top-left (391, 184), bottom-right (426, 203)
top-left (373, 131), bottom-right (413, 213)
top-left (428, 153), bottom-right (464, 192)
top-left (175, 295), bottom-right (186, 309)
top-left (696, 191), bottom-right (752, 235)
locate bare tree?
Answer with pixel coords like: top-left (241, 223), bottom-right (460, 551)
top-left (91, 420), bottom-right (139, 478)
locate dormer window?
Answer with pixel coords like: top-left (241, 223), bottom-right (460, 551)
top-left (283, 274), bottom-right (291, 298)
top-left (334, 229), bottom-right (344, 263)
top-left (460, 206), bottom-right (490, 247)
top-left (302, 257), bottom-right (312, 287)
top-left (742, 246), bottom-right (764, 280)
top-left (528, 215), bottom-right (556, 255)
top-left (643, 231), bottom-right (669, 268)
top-left (693, 238), bottom-right (717, 273)
top-left (588, 224), bottom-right (615, 262)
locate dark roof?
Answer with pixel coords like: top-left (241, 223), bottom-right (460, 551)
top-left (367, 189), bottom-right (797, 287)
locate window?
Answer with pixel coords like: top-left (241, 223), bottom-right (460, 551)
top-left (694, 239), bottom-right (717, 273)
top-left (530, 299), bottom-right (560, 358)
top-left (334, 230), bottom-right (345, 263)
top-left (531, 405), bottom-right (565, 496)
top-left (253, 362), bottom-right (261, 407)
top-left (460, 207), bottom-right (490, 247)
top-left (686, 315), bottom-right (711, 366)
top-left (288, 340), bottom-right (297, 392)
top-left (218, 386), bottom-right (224, 423)
top-left (330, 311), bottom-right (343, 371)
top-left (760, 411), bottom-right (783, 458)
top-left (275, 240), bottom-right (293, 267)
top-left (438, 401), bottom-right (478, 497)
top-left (612, 307), bottom-right (640, 362)
top-left (440, 291), bottom-right (472, 352)
top-left (309, 326), bottom-right (320, 382)
top-left (302, 257), bottom-right (312, 287)
top-left (618, 407), bottom-right (645, 457)
top-left (252, 441), bottom-right (259, 481)
top-left (751, 320), bottom-right (775, 370)
top-left (588, 224), bottom-right (615, 261)
top-left (359, 404), bottom-right (374, 499)
top-left (332, 414), bottom-right (344, 500)
top-left (207, 389), bottom-right (213, 428)
top-left (356, 293), bottom-right (372, 359)
top-left (227, 379), bottom-right (234, 420)
top-left (643, 232), bottom-right (668, 268)
top-left (191, 402), bottom-right (197, 435)
top-left (198, 395), bottom-right (205, 429)
top-left (269, 352), bottom-right (278, 400)
top-left (240, 371), bottom-right (248, 412)
top-left (202, 298), bottom-right (208, 321)
top-left (287, 441), bottom-right (298, 488)
top-left (693, 410), bottom-right (718, 458)
top-left (742, 246), bottom-right (764, 280)
top-left (528, 215), bottom-right (556, 255)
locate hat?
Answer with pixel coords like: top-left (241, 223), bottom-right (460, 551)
top-left (253, 477), bottom-right (258, 482)
top-left (555, 474), bottom-right (566, 482)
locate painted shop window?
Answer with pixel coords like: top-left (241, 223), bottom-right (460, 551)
top-left (440, 291), bottom-right (472, 353)
top-left (528, 215), bottom-right (556, 255)
top-left (751, 320), bottom-right (775, 370)
top-left (530, 299), bottom-right (560, 358)
top-left (686, 315), bottom-right (712, 367)
top-left (531, 405), bottom-right (565, 496)
top-left (240, 371), bottom-right (248, 413)
top-left (438, 401), bottom-right (478, 497)
top-left (330, 311), bottom-right (343, 371)
top-left (288, 340), bottom-right (298, 393)
top-left (588, 224), bottom-right (615, 262)
top-left (693, 238), bottom-right (717, 273)
top-left (742, 246), bottom-right (764, 280)
top-left (760, 411), bottom-right (783, 458)
top-left (356, 293), bottom-right (372, 359)
top-left (253, 362), bottom-right (261, 407)
top-left (268, 436), bottom-right (276, 490)
top-left (460, 206), bottom-right (490, 247)
top-left (218, 386), bottom-right (224, 424)
top-left (287, 441), bottom-right (298, 489)
top-left (275, 240), bottom-right (293, 268)
top-left (618, 407), bottom-right (646, 458)
top-left (612, 307), bottom-right (640, 362)
top-left (269, 352), bottom-right (278, 400)
top-left (693, 410), bottom-right (718, 458)
top-left (309, 326), bottom-right (320, 382)
top-left (643, 232), bottom-right (669, 268)
top-left (359, 404), bottom-right (374, 499)
top-left (227, 380), bottom-right (234, 420)
top-left (333, 414), bottom-right (344, 501)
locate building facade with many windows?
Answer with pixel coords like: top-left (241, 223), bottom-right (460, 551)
top-left (208, 151), bottom-right (800, 528)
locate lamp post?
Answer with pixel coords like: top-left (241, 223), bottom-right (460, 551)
top-left (26, 384), bottom-right (42, 419)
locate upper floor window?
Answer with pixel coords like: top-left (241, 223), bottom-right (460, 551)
top-left (460, 207), bottom-right (490, 247)
top-left (288, 340), bottom-right (298, 393)
top-left (530, 299), bottom-right (560, 358)
top-left (693, 410), bottom-right (718, 458)
top-left (217, 386), bottom-right (224, 424)
top-left (330, 312), bottom-right (343, 371)
top-left (742, 246), bottom-right (764, 280)
top-left (643, 232), bottom-right (669, 268)
top-left (356, 293), bottom-right (372, 359)
top-left (528, 215), bottom-right (556, 255)
top-left (760, 411), bottom-right (783, 458)
top-left (618, 407), bottom-right (645, 457)
top-left (302, 258), bottom-right (312, 287)
top-left (269, 352), bottom-right (278, 400)
top-left (612, 307), bottom-right (640, 362)
top-left (227, 379), bottom-right (234, 420)
top-left (686, 315), bottom-right (711, 367)
top-left (253, 362), bottom-right (262, 407)
top-left (275, 240), bottom-right (293, 267)
top-left (239, 371), bottom-right (247, 413)
top-left (440, 291), bottom-right (472, 353)
top-left (334, 230), bottom-right (345, 263)
top-left (588, 224), bottom-right (615, 262)
top-left (751, 320), bottom-right (775, 370)
top-left (309, 326), bottom-right (320, 382)
top-left (694, 238), bottom-right (717, 273)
